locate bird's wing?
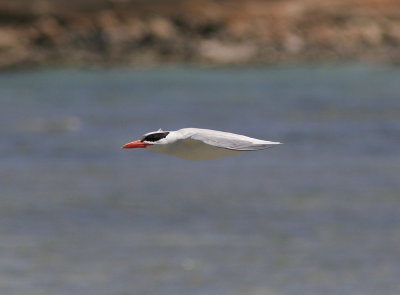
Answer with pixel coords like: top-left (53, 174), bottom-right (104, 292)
top-left (182, 128), bottom-right (280, 151)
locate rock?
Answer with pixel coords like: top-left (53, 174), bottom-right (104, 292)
top-left (284, 34), bottom-right (305, 53)
top-left (148, 17), bottom-right (176, 40)
top-left (360, 23), bottom-right (383, 46)
top-left (198, 40), bottom-right (257, 63)
top-left (34, 17), bottom-right (64, 46)
top-left (0, 27), bottom-right (22, 49)
top-left (0, 27), bottom-right (30, 68)
top-left (388, 24), bottom-right (400, 44)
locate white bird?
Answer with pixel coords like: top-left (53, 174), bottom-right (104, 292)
top-left (122, 128), bottom-right (281, 161)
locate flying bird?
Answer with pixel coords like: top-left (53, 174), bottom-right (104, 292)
top-left (122, 128), bottom-right (281, 161)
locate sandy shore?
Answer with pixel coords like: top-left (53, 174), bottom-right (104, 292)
top-left (1, 0), bottom-right (400, 68)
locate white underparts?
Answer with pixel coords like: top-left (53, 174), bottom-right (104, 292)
top-left (147, 138), bottom-right (242, 161)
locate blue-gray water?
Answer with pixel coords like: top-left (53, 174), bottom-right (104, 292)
top-left (1, 66), bottom-right (399, 295)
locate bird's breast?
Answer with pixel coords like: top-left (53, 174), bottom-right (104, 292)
top-left (147, 138), bottom-right (241, 161)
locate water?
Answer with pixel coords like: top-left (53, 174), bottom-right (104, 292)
top-left (0, 65), bottom-right (399, 295)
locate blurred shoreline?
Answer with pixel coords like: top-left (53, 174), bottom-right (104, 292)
top-left (1, 0), bottom-right (400, 69)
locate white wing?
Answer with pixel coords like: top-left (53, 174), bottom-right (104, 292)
top-left (178, 128), bottom-right (281, 151)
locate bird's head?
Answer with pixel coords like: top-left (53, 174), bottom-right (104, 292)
top-left (122, 129), bottom-right (170, 149)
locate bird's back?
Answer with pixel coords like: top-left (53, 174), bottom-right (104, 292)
top-left (176, 128), bottom-right (280, 151)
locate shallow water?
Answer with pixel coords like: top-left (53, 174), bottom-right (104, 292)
top-left (1, 65), bottom-right (400, 295)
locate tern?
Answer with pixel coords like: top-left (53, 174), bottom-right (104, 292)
top-left (122, 128), bottom-right (281, 161)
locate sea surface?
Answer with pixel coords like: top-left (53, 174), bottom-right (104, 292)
top-left (1, 65), bottom-right (399, 295)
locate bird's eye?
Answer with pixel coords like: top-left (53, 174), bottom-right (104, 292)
top-left (141, 132), bottom-right (169, 142)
